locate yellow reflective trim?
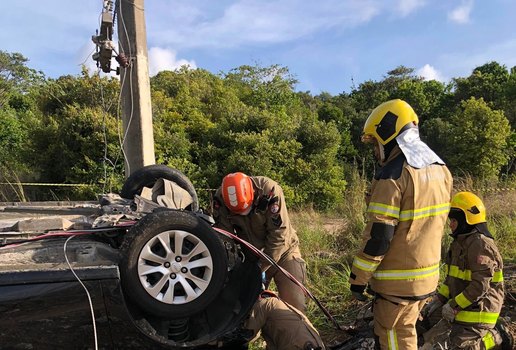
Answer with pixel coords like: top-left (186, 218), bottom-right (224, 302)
top-left (367, 202), bottom-right (400, 219)
top-left (483, 331), bottom-right (496, 349)
top-left (438, 284), bottom-right (450, 298)
top-left (399, 203), bottom-right (450, 221)
top-left (387, 329), bottom-right (398, 350)
top-left (448, 265), bottom-right (504, 282)
top-left (455, 293), bottom-right (472, 309)
top-left (455, 311), bottom-right (499, 324)
top-left (493, 270), bottom-right (504, 282)
top-left (373, 263), bottom-right (440, 281)
top-left (448, 265), bottom-right (471, 280)
top-left (352, 256), bottom-right (380, 272)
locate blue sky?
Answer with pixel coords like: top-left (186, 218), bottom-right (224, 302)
top-left (1, 0), bottom-right (515, 95)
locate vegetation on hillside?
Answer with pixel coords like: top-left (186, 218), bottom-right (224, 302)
top-left (1, 51), bottom-right (515, 206)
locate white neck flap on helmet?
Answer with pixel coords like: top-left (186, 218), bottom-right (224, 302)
top-left (396, 128), bottom-right (445, 169)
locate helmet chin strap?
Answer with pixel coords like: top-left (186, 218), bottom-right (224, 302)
top-left (374, 141), bottom-right (386, 163)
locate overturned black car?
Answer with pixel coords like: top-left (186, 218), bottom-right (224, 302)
top-left (0, 166), bottom-right (262, 349)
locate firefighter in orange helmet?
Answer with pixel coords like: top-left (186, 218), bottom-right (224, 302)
top-left (212, 173), bottom-right (307, 313)
top-left (349, 99), bottom-right (453, 349)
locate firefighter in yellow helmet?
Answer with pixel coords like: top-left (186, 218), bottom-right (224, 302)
top-left (212, 172), bottom-right (307, 313)
top-left (348, 99), bottom-right (453, 349)
top-left (418, 192), bottom-right (509, 350)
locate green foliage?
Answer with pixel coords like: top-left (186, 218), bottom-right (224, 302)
top-left (439, 98), bottom-right (511, 179)
top-left (21, 72), bottom-right (123, 199)
top-left (453, 61), bottom-right (510, 110)
top-left (1, 49), bottom-right (515, 203)
top-left (28, 104), bottom-right (123, 197)
top-left (0, 107), bottom-right (25, 168)
top-left (224, 64), bottom-right (299, 111)
top-left (149, 65), bottom-right (346, 209)
top-left (0, 51), bottom-right (43, 109)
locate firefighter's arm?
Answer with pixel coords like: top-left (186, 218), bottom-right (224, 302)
top-left (212, 192), bottom-right (235, 233)
top-left (449, 239), bottom-right (500, 310)
top-left (263, 191), bottom-right (290, 267)
top-left (349, 178), bottom-right (400, 291)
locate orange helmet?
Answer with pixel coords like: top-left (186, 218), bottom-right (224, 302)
top-left (221, 172), bottom-right (254, 215)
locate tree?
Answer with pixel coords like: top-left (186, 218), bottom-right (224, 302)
top-left (27, 72), bottom-right (123, 198)
top-left (453, 62), bottom-right (510, 110)
top-left (0, 51), bottom-right (43, 109)
top-left (0, 107), bottom-right (26, 172)
top-left (224, 64), bottom-right (299, 111)
top-left (440, 98), bottom-right (511, 179)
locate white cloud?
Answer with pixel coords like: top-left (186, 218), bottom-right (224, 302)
top-left (148, 47), bottom-right (197, 76)
top-left (149, 0), bottom-right (382, 49)
top-left (397, 0), bottom-right (426, 17)
top-left (448, 0), bottom-right (473, 24)
top-left (417, 64), bottom-right (446, 82)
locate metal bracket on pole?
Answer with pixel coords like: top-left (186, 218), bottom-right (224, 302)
top-left (92, 0), bottom-right (116, 73)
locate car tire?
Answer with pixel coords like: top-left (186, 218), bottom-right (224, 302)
top-left (120, 165), bottom-right (199, 211)
top-left (120, 210), bottom-right (228, 319)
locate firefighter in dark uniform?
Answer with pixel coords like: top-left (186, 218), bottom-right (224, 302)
top-left (244, 290), bottom-right (325, 350)
top-left (212, 172), bottom-right (307, 313)
top-left (419, 192), bottom-right (508, 350)
top-left (349, 99), bottom-right (453, 349)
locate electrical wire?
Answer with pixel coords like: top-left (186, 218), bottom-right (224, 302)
top-left (117, 0), bottom-right (135, 176)
top-left (0, 225), bottom-right (134, 249)
top-left (108, 0), bottom-right (135, 176)
top-left (63, 235), bottom-right (98, 350)
top-left (213, 227), bottom-right (342, 330)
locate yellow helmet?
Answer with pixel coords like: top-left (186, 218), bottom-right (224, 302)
top-left (450, 192), bottom-right (486, 225)
top-left (362, 99), bottom-right (419, 145)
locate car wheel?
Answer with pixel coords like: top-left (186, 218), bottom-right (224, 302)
top-left (120, 165), bottom-right (199, 211)
top-left (120, 210), bottom-right (228, 319)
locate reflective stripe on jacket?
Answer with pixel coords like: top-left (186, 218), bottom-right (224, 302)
top-left (438, 229), bottom-right (504, 327)
top-left (350, 146), bottom-right (453, 297)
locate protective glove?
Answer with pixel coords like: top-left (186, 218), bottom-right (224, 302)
top-left (441, 302), bottom-right (458, 322)
top-left (350, 284), bottom-right (368, 302)
top-left (420, 296), bottom-right (443, 318)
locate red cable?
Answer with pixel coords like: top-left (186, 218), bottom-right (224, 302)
top-left (213, 227), bottom-right (341, 329)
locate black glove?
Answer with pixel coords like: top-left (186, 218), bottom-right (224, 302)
top-left (350, 284), bottom-right (368, 302)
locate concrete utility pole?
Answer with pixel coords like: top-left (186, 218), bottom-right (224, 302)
top-left (116, 0), bottom-right (155, 177)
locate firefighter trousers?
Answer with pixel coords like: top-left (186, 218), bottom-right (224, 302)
top-left (373, 294), bottom-right (428, 350)
top-left (265, 245), bottom-right (307, 314)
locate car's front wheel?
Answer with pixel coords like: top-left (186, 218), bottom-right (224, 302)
top-left (119, 210), bottom-right (228, 319)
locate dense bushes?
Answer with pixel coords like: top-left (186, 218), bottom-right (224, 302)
top-left (1, 50), bottom-right (515, 208)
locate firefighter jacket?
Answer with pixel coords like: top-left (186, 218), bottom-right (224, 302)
top-left (350, 146), bottom-right (453, 298)
top-left (213, 176), bottom-right (300, 268)
top-left (437, 228), bottom-right (504, 328)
